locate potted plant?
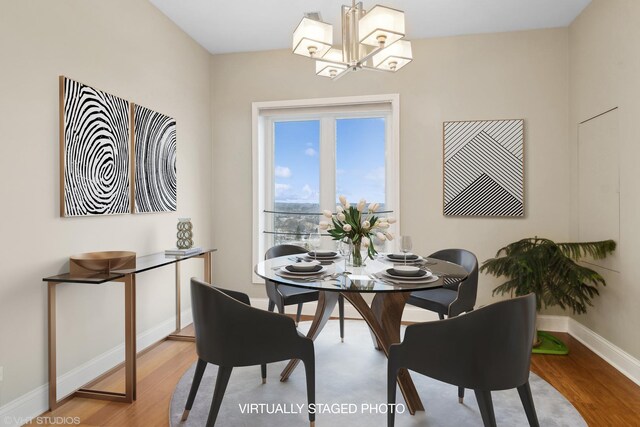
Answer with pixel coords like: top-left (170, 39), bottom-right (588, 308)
top-left (480, 237), bottom-right (616, 354)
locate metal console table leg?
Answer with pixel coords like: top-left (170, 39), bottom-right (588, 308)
top-left (48, 274), bottom-right (137, 410)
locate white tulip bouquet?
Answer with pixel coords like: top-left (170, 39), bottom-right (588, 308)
top-left (319, 195), bottom-right (395, 266)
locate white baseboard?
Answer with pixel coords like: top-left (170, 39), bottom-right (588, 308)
top-left (536, 315), bottom-right (570, 332)
top-left (567, 318), bottom-right (640, 387)
top-left (0, 309), bottom-right (192, 427)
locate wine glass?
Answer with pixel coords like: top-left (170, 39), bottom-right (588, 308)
top-left (338, 239), bottom-right (351, 274)
top-left (400, 236), bottom-right (413, 265)
top-left (308, 229), bottom-right (321, 260)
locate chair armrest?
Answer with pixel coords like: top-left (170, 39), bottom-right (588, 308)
top-left (448, 278), bottom-right (476, 316)
top-left (216, 286), bottom-right (251, 306)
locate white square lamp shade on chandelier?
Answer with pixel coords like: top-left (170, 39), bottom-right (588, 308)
top-left (292, 1), bottom-right (413, 79)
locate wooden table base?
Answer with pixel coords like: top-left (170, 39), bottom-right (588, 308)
top-left (280, 290), bottom-right (424, 415)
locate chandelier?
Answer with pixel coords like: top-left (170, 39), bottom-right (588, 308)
top-left (292, 1), bottom-right (413, 79)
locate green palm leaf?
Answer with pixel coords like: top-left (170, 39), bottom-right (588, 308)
top-left (481, 237), bottom-right (615, 314)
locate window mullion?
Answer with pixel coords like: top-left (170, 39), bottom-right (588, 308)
top-left (264, 118), bottom-right (275, 251)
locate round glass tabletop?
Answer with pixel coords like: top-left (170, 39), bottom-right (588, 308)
top-left (254, 253), bottom-right (468, 293)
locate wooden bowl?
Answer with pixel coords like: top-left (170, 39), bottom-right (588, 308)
top-left (70, 251), bottom-right (136, 274)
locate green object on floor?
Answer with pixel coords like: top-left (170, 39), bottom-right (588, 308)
top-left (532, 331), bottom-right (569, 355)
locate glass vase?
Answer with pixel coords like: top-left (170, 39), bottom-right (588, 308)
top-left (350, 238), bottom-right (365, 267)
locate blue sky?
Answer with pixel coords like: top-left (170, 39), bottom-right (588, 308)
top-left (274, 118), bottom-right (385, 204)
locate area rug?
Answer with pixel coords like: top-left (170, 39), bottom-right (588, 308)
top-left (170, 320), bottom-right (586, 426)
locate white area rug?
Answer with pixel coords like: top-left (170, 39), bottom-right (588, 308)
top-left (170, 320), bottom-right (586, 426)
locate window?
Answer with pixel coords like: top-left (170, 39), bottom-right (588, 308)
top-left (253, 95), bottom-right (400, 281)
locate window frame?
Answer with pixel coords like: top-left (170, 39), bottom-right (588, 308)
top-left (252, 94), bottom-right (400, 284)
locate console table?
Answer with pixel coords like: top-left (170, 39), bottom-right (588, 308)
top-left (43, 249), bottom-right (216, 410)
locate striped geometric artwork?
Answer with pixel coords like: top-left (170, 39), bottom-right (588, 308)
top-left (133, 105), bottom-right (177, 213)
top-left (60, 77), bottom-right (131, 217)
top-left (443, 119), bottom-right (524, 217)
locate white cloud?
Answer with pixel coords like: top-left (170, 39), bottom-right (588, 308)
top-left (305, 147), bottom-right (317, 156)
top-left (275, 166), bottom-right (292, 178)
top-left (274, 183), bottom-right (319, 203)
top-left (274, 183), bottom-right (291, 197)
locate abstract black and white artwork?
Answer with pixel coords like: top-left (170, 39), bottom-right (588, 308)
top-left (61, 76), bottom-right (131, 217)
top-left (133, 104), bottom-right (177, 213)
top-left (443, 119), bottom-right (524, 217)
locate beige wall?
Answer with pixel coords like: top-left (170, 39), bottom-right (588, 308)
top-left (569, 0), bottom-right (640, 358)
top-left (0, 0), bottom-right (211, 404)
top-left (210, 29), bottom-right (571, 306)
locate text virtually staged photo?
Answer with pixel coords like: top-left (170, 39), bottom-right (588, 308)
top-left (1, 0), bottom-right (639, 426)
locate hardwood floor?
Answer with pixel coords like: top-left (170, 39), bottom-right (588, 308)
top-left (37, 323), bottom-right (640, 426)
top-left (531, 332), bottom-right (640, 426)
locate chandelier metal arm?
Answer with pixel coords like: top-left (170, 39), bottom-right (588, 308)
top-left (358, 64), bottom-right (393, 73)
top-left (330, 67), bottom-right (354, 81)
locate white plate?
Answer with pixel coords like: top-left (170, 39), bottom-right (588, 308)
top-left (381, 270), bottom-right (435, 281)
top-left (276, 266), bottom-right (327, 277)
top-left (286, 261), bottom-right (321, 272)
top-left (390, 252), bottom-right (415, 257)
top-left (390, 266), bottom-right (422, 276)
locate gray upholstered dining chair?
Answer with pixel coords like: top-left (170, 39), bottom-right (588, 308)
top-left (388, 294), bottom-right (539, 427)
top-left (265, 244), bottom-right (346, 341)
top-left (406, 248), bottom-right (478, 319)
top-left (406, 248), bottom-right (478, 401)
top-left (183, 278), bottom-right (316, 427)
top-left (406, 248), bottom-right (478, 402)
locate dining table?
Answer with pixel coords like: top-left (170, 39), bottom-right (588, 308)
top-left (254, 252), bottom-right (469, 415)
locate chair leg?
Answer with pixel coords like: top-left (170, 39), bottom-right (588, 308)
top-left (276, 302), bottom-right (284, 314)
top-left (206, 366), bottom-right (233, 427)
top-left (517, 382), bottom-right (540, 427)
top-left (296, 303), bottom-right (303, 326)
top-left (261, 364), bottom-right (267, 384)
top-left (438, 313), bottom-right (445, 320)
top-left (338, 295), bottom-right (345, 342)
top-left (474, 390), bottom-right (497, 427)
top-left (301, 354), bottom-right (315, 426)
top-left (387, 361), bottom-right (399, 427)
top-left (458, 386), bottom-right (465, 403)
top-left (182, 358), bottom-right (207, 421)
top-left (268, 299), bottom-right (275, 312)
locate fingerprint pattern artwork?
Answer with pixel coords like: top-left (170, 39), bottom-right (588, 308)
top-left (443, 119), bottom-right (524, 217)
top-left (134, 105), bottom-right (177, 213)
top-left (62, 77), bottom-right (130, 216)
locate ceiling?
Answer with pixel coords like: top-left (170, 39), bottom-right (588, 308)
top-left (149, 0), bottom-right (591, 55)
